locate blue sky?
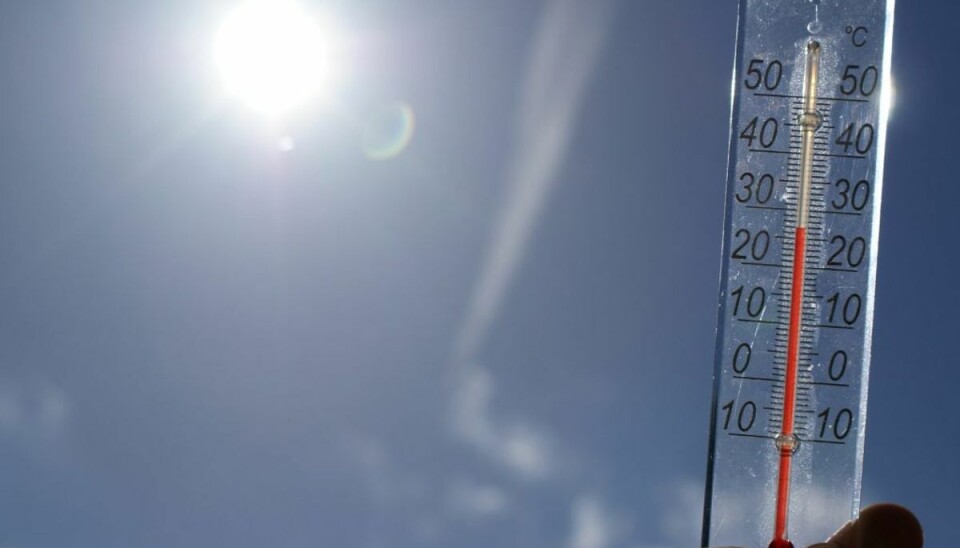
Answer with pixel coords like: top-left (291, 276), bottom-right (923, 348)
top-left (0, 1), bottom-right (956, 547)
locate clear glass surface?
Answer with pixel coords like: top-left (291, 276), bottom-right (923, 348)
top-left (703, 1), bottom-right (896, 547)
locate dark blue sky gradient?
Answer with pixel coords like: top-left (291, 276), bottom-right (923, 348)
top-left (0, 2), bottom-right (956, 547)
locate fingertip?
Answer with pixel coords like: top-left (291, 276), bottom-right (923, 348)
top-left (858, 504), bottom-right (923, 548)
top-left (825, 503), bottom-right (922, 548)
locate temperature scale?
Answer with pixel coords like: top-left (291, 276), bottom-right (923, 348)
top-left (702, 1), bottom-right (895, 547)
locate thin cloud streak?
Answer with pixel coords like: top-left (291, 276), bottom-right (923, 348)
top-left (448, 0), bottom-right (616, 481)
top-left (447, 0), bottom-right (615, 482)
top-left (453, 0), bottom-right (616, 365)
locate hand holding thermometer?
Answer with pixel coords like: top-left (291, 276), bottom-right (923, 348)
top-left (702, 2), bottom-right (895, 548)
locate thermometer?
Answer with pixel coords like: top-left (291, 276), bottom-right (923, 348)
top-left (702, 1), bottom-right (895, 547)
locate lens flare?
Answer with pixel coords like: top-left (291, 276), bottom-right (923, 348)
top-left (362, 101), bottom-right (415, 160)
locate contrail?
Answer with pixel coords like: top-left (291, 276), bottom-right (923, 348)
top-left (448, 0), bottom-right (617, 479)
top-left (454, 0), bottom-right (616, 366)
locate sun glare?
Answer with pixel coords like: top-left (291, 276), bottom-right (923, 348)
top-left (215, 0), bottom-right (341, 117)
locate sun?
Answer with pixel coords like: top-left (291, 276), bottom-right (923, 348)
top-left (215, 0), bottom-right (341, 117)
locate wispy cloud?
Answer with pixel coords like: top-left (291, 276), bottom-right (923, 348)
top-left (0, 382), bottom-right (70, 439)
top-left (446, 477), bottom-right (509, 518)
top-left (453, 0), bottom-right (616, 366)
top-left (449, 0), bottom-right (616, 480)
top-left (630, 478), bottom-right (703, 548)
top-left (658, 479), bottom-right (703, 548)
top-left (346, 436), bottom-right (425, 505)
top-left (567, 495), bottom-right (629, 548)
top-left (451, 365), bottom-right (553, 479)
